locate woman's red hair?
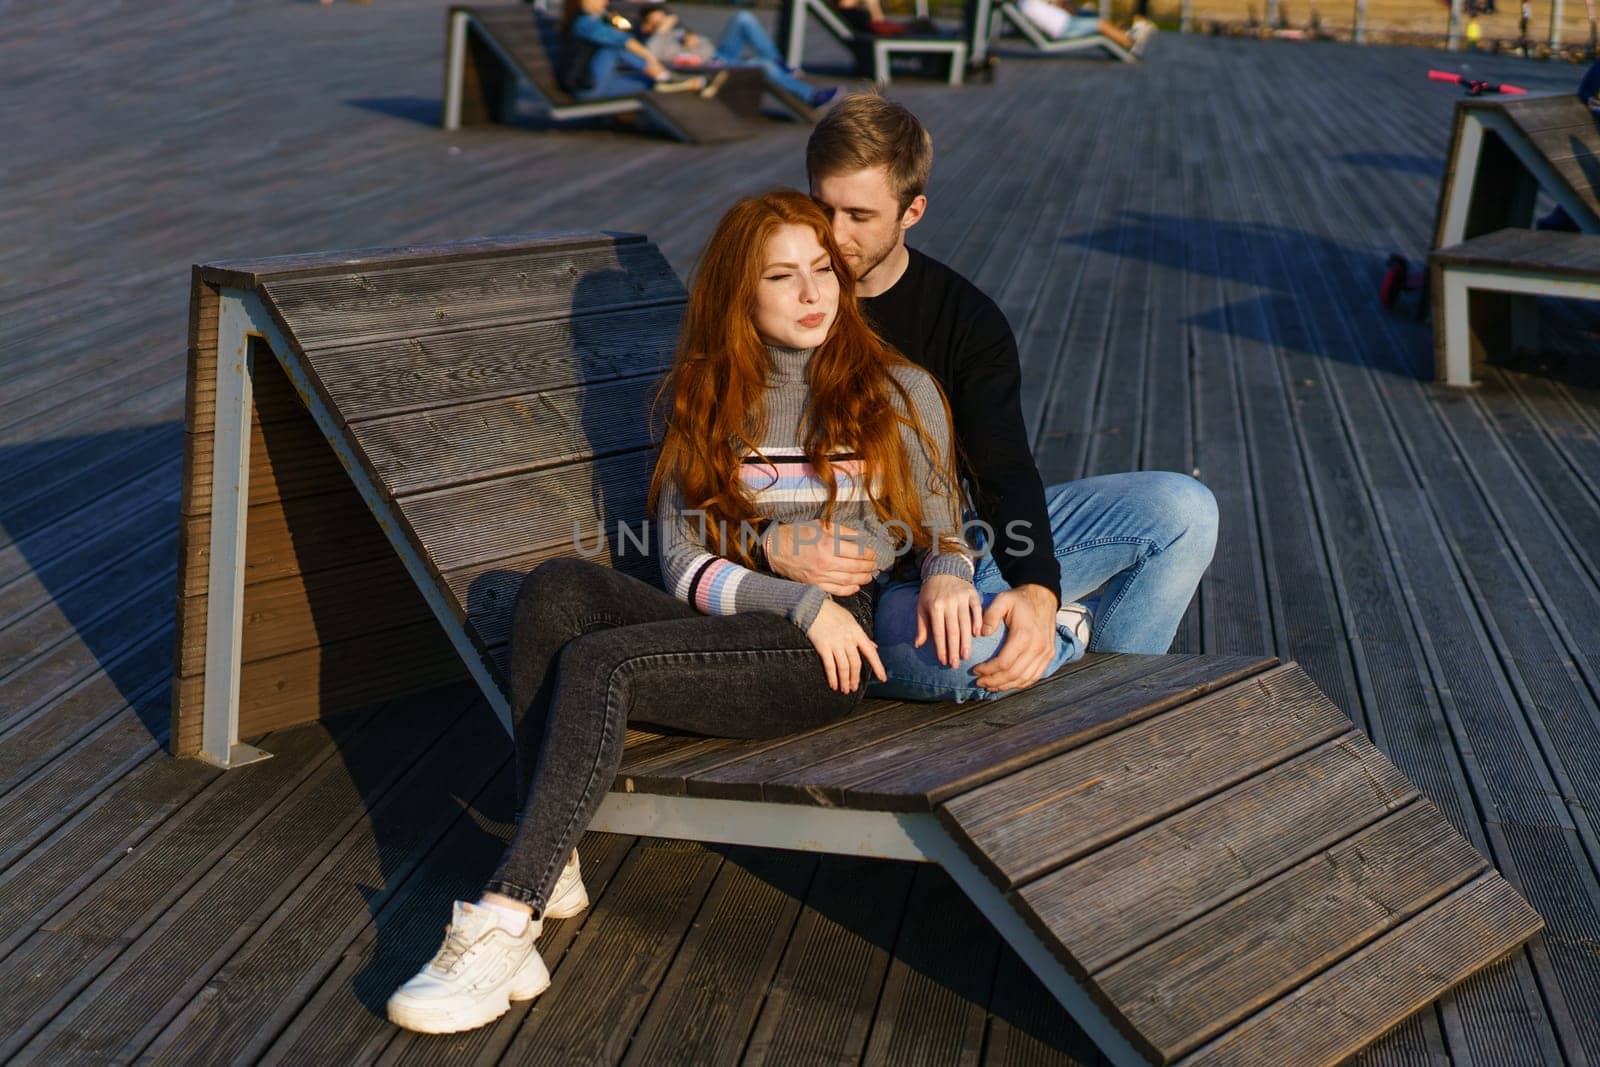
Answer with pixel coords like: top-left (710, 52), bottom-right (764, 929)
top-left (649, 188), bottom-right (962, 568)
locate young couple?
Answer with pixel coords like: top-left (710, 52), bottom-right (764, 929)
top-left (386, 95), bottom-right (1218, 1035)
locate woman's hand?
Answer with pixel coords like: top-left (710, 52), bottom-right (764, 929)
top-left (916, 573), bottom-right (982, 668)
top-left (805, 599), bottom-right (887, 694)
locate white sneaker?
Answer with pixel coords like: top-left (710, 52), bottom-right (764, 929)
top-left (1056, 602), bottom-right (1093, 651)
top-left (386, 901), bottom-right (550, 1034)
top-left (546, 849), bottom-right (589, 919)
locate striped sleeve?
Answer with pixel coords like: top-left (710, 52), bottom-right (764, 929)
top-left (656, 477), bottom-right (829, 631)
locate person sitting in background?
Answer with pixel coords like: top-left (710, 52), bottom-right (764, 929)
top-left (637, 4), bottom-right (839, 108)
top-left (835, 0), bottom-right (940, 36)
top-left (559, 0), bottom-right (705, 99)
top-left (1017, 0), bottom-right (1157, 53)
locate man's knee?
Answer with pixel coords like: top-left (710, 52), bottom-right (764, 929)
top-left (873, 593), bottom-right (1011, 700)
top-left (1093, 471), bottom-right (1217, 555)
top-left (1151, 472), bottom-right (1219, 557)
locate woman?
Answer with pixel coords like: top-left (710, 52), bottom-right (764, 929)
top-left (559, 0), bottom-right (703, 100)
top-left (385, 190), bottom-right (1062, 1035)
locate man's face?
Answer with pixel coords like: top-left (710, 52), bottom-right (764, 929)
top-left (810, 165), bottom-right (921, 288)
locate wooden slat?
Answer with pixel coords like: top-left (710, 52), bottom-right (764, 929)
top-left (395, 447), bottom-right (654, 579)
top-left (354, 372), bottom-right (665, 497)
top-left (1015, 732), bottom-right (1417, 975)
top-left (1432, 229), bottom-right (1600, 279)
top-left (694, 654), bottom-right (1179, 806)
top-left (940, 664), bottom-right (1350, 887)
top-left (1099, 799), bottom-right (1486, 1063)
top-left (843, 653), bottom-right (1276, 809)
top-left (196, 231), bottom-right (644, 289)
top-left (259, 239), bottom-right (684, 352)
top-left (302, 303), bottom-right (679, 424)
top-left (1175, 873), bottom-right (1543, 1067)
top-left (1492, 94), bottom-right (1599, 135)
top-left (177, 491), bottom-right (398, 600)
top-left (613, 696), bottom-right (911, 798)
top-left (182, 351), bottom-right (370, 521)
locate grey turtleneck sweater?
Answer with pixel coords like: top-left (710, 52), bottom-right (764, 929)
top-left (655, 344), bottom-right (975, 632)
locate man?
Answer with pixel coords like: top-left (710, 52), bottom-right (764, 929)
top-left (762, 94), bottom-right (1218, 700)
top-left (634, 4), bottom-right (839, 109)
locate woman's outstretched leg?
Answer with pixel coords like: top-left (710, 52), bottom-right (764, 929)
top-left (388, 578), bottom-right (872, 1034)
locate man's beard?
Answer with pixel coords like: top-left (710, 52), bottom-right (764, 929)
top-left (850, 234), bottom-right (900, 286)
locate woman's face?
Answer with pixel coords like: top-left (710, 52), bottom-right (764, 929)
top-left (580, 0), bottom-right (607, 16)
top-left (752, 224), bottom-right (839, 351)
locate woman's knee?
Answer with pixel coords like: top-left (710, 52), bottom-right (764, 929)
top-left (512, 557), bottom-right (611, 637)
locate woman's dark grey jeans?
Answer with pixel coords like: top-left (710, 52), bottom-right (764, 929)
top-left (484, 557), bottom-right (873, 913)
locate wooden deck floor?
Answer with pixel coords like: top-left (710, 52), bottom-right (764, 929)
top-left (2, 1), bottom-right (1598, 1062)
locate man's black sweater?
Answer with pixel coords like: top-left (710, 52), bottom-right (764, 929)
top-left (861, 247), bottom-right (1060, 596)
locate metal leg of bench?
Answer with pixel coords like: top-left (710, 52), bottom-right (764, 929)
top-left (589, 793), bottom-right (1147, 1067)
top-left (1440, 270), bottom-right (1477, 388)
top-left (971, 0), bottom-right (993, 62)
top-left (197, 293), bottom-right (272, 769)
top-left (444, 10), bottom-right (469, 131)
top-left (873, 40), bottom-right (892, 85)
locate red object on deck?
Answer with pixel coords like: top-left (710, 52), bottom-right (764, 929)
top-left (1428, 69), bottom-right (1529, 94)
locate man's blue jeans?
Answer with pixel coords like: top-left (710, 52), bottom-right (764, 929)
top-left (714, 11), bottom-right (815, 101)
top-left (869, 471), bottom-right (1219, 703)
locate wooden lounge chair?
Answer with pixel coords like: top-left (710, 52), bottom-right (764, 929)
top-left (777, 0), bottom-right (969, 85)
top-left (442, 4), bottom-right (795, 143)
top-left (173, 232), bottom-right (1543, 1066)
top-left (988, 0), bottom-right (1138, 62)
top-left (1429, 93), bottom-right (1600, 385)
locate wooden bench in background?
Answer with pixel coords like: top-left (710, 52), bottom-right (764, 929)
top-left (174, 232), bottom-right (1543, 1066)
top-left (443, 5), bottom-right (803, 143)
top-left (1430, 93), bottom-right (1600, 385)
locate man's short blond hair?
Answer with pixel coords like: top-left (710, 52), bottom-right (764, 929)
top-left (805, 94), bottom-right (933, 210)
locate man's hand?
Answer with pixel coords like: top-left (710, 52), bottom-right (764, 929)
top-left (765, 522), bottom-right (878, 596)
top-left (972, 584), bottom-right (1060, 693)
